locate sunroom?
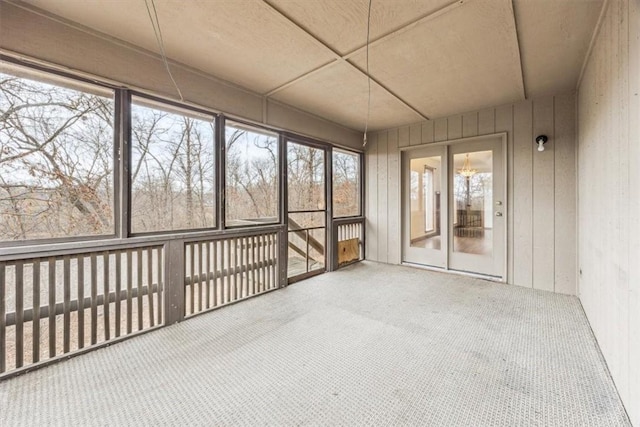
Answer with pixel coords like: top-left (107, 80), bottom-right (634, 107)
top-left (0, 0), bottom-right (638, 425)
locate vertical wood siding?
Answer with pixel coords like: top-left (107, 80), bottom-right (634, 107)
top-left (365, 93), bottom-right (577, 296)
top-left (577, 0), bottom-right (639, 424)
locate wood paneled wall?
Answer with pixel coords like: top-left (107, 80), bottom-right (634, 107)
top-left (366, 93), bottom-right (577, 295)
top-left (577, 0), bottom-right (640, 424)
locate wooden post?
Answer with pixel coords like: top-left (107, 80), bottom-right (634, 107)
top-left (164, 240), bottom-right (185, 325)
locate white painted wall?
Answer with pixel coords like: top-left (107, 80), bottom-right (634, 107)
top-left (366, 93), bottom-right (577, 295)
top-left (577, 0), bottom-right (640, 424)
top-left (0, 2), bottom-right (362, 150)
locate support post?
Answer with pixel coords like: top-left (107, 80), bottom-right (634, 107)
top-left (164, 240), bottom-right (185, 325)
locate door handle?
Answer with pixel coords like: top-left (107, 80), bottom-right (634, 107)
top-left (495, 212), bottom-right (503, 217)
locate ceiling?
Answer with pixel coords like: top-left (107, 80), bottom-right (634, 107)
top-left (15, 0), bottom-right (603, 132)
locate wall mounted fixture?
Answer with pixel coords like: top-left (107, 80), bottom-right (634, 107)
top-left (535, 135), bottom-right (548, 152)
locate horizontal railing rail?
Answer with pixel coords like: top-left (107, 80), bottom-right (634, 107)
top-left (4, 283), bottom-right (160, 326)
top-left (0, 224), bottom-right (285, 262)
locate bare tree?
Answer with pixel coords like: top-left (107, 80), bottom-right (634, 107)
top-left (0, 73), bottom-right (115, 240)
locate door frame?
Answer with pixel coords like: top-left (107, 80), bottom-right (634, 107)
top-left (399, 132), bottom-right (508, 282)
top-left (285, 137), bottom-right (330, 283)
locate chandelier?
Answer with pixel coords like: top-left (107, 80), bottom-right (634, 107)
top-left (458, 153), bottom-right (477, 178)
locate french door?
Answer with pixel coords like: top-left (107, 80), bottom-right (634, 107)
top-left (402, 136), bottom-right (506, 279)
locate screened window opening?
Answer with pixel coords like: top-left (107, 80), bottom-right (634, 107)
top-left (0, 64), bottom-right (116, 241)
top-left (332, 149), bottom-right (360, 217)
top-left (130, 97), bottom-right (216, 233)
top-left (225, 122), bottom-right (279, 226)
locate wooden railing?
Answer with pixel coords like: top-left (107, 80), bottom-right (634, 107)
top-left (0, 219), bottom-right (362, 377)
top-left (0, 224), bottom-right (288, 378)
top-left (331, 217), bottom-right (365, 270)
top-left (184, 230), bottom-right (280, 317)
top-left (0, 244), bottom-right (163, 375)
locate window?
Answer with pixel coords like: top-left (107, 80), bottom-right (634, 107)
top-left (130, 97), bottom-right (215, 233)
top-left (332, 149), bottom-right (360, 217)
top-left (424, 167), bottom-right (434, 232)
top-left (225, 122), bottom-right (279, 226)
top-left (0, 64), bottom-right (115, 241)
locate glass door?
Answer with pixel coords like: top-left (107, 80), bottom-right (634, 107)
top-left (449, 138), bottom-right (505, 277)
top-left (286, 141), bottom-right (326, 280)
top-left (402, 146), bottom-right (448, 268)
top-left (402, 136), bottom-right (506, 279)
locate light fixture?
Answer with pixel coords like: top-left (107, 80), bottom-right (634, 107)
top-left (458, 153), bottom-right (477, 178)
top-left (536, 135), bottom-right (548, 152)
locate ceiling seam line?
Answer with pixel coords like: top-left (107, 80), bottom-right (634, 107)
top-left (510, 0), bottom-right (528, 100)
top-left (263, 0), bottom-right (466, 99)
top-left (576, 0), bottom-right (610, 90)
top-left (341, 0), bottom-right (469, 62)
top-left (264, 60), bottom-right (340, 97)
top-left (261, 0), bottom-right (431, 121)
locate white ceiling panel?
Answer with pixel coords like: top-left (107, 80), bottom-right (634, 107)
top-left (266, 0), bottom-right (453, 56)
top-left (349, 0), bottom-right (525, 118)
top-left (271, 61), bottom-right (423, 131)
top-left (514, 0), bottom-right (604, 97)
top-left (22, 0), bottom-right (336, 94)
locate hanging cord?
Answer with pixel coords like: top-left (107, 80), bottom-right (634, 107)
top-left (144, 0), bottom-right (184, 101)
top-left (363, 0), bottom-right (373, 147)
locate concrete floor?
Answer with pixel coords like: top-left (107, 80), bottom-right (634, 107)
top-left (0, 262), bottom-right (630, 426)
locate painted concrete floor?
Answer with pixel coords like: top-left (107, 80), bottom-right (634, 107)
top-left (0, 262), bottom-right (630, 426)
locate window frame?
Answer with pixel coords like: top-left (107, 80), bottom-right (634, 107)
top-left (223, 118), bottom-right (282, 229)
top-left (0, 56), bottom-right (365, 250)
top-left (0, 58), bottom-right (120, 247)
top-left (331, 147), bottom-right (363, 219)
top-left (127, 92), bottom-right (220, 237)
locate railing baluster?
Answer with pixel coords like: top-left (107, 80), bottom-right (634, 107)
top-left (239, 237), bottom-right (245, 298)
top-left (78, 255), bottom-right (84, 349)
top-left (263, 234), bottom-right (268, 292)
top-left (147, 248), bottom-right (154, 327)
top-left (267, 233), bottom-right (272, 290)
top-left (102, 252), bottom-right (110, 342)
top-left (156, 247), bottom-right (163, 325)
top-left (189, 243), bottom-right (195, 315)
top-left (233, 238), bottom-right (239, 301)
top-left (126, 250), bottom-right (133, 334)
top-left (198, 243), bottom-right (204, 312)
top-left (205, 242), bottom-right (210, 310)
top-left (15, 261), bottom-right (24, 368)
top-left (90, 254), bottom-right (97, 345)
top-left (48, 257), bottom-right (56, 357)
top-left (136, 248), bottom-right (143, 331)
top-left (0, 262), bottom-right (5, 373)
top-left (63, 256), bottom-right (71, 353)
top-left (252, 236), bottom-right (257, 295)
top-left (115, 251), bottom-right (121, 338)
top-left (225, 239), bottom-right (231, 304)
top-left (32, 260), bottom-right (40, 362)
top-left (270, 234), bottom-right (275, 289)
top-left (212, 240), bottom-right (218, 307)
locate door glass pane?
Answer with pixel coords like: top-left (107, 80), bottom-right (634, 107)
top-left (453, 151), bottom-right (493, 256)
top-left (410, 156), bottom-right (442, 250)
top-left (288, 143), bottom-right (325, 211)
top-left (287, 142), bottom-right (326, 279)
